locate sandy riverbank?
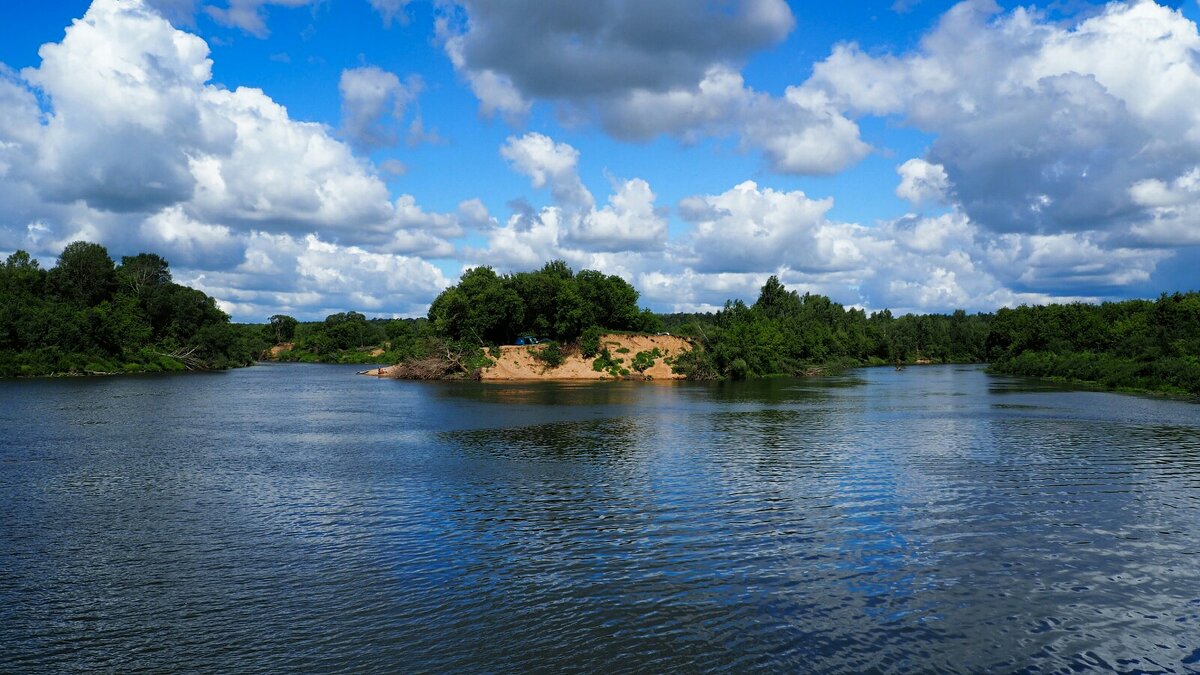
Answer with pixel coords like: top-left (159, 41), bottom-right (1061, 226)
top-left (361, 333), bottom-right (694, 380)
top-left (482, 334), bottom-right (692, 381)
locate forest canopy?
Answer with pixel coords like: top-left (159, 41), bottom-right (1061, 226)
top-left (660, 276), bottom-right (991, 380)
top-left (265, 312), bottom-right (433, 366)
top-left (662, 276), bottom-right (1200, 395)
top-left (427, 260), bottom-right (661, 345)
top-left (985, 293), bottom-right (1200, 396)
top-left (0, 241), bottom-right (263, 376)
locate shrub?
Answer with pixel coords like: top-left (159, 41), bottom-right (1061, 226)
top-left (666, 349), bottom-right (719, 380)
top-left (631, 348), bottom-right (662, 373)
top-left (530, 342), bottom-right (565, 371)
top-left (591, 347), bottom-right (627, 377)
top-left (729, 358), bottom-right (749, 380)
top-left (580, 326), bottom-right (603, 358)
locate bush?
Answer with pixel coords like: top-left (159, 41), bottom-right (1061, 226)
top-left (729, 358), bottom-right (749, 380)
top-left (631, 348), bottom-right (662, 373)
top-left (530, 342), bottom-right (565, 370)
top-left (591, 347), bottom-right (627, 377)
top-left (580, 326), bottom-right (603, 358)
top-left (666, 349), bottom-right (719, 380)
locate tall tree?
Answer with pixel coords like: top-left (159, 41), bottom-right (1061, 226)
top-left (267, 314), bottom-right (299, 343)
top-left (117, 253), bottom-right (172, 297)
top-left (50, 241), bottom-right (116, 306)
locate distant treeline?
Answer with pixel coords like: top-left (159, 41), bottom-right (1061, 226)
top-left (986, 294), bottom-right (1200, 396)
top-left (658, 276), bottom-right (991, 380)
top-left (265, 312), bottom-right (433, 365)
top-left (7, 244), bottom-right (1195, 395)
top-left (267, 266), bottom-right (998, 379)
top-left (660, 277), bottom-right (1200, 396)
top-left (266, 264), bottom-right (1200, 395)
top-left (0, 242), bottom-right (264, 377)
top-left (427, 260), bottom-right (661, 343)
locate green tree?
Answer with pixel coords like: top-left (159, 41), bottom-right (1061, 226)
top-left (117, 253), bottom-right (172, 297)
top-left (1, 241), bottom-right (255, 375)
top-left (575, 269), bottom-right (641, 331)
top-left (326, 312), bottom-right (374, 349)
top-left (267, 314), bottom-right (299, 343)
top-left (4, 250), bottom-right (39, 272)
top-left (50, 241), bottom-right (117, 306)
top-left (428, 266), bottom-right (524, 344)
top-left (509, 261), bottom-right (572, 337)
top-left (755, 276), bottom-right (801, 319)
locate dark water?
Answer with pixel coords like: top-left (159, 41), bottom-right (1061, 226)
top-left (2, 364), bottom-right (1199, 673)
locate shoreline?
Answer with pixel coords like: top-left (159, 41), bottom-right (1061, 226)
top-left (357, 333), bottom-right (695, 382)
top-left (9, 358), bottom-right (1194, 402)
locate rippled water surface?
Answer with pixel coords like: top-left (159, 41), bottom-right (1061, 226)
top-left (3, 363), bottom-right (1200, 673)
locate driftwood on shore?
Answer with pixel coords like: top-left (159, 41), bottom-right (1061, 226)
top-left (385, 355), bottom-right (463, 380)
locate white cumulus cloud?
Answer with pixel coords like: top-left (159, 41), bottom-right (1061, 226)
top-left (802, 0), bottom-right (1200, 238)
top-left (896, 158), bottom-right (951, 206)
top-left (500, 133), bottom-right (594, 211)
top-left (496, 133), bottom-right (667, 253)
top-left (0, 0), bottom-right (467, 320)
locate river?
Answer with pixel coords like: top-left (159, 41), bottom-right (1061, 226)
top-left (2, 363), bottom-right (1199, 672)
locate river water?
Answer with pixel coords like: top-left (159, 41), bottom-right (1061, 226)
top-left (2, 363), bottom-right (1199, 673)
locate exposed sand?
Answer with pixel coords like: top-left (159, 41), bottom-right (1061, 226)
top-left (269, 342), bottom-right (293, 358)
top-left (480, 334), bottom-right (692, 381)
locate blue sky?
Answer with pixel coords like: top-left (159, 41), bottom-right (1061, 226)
top-left (2, 0), bottom-right (1199, 321)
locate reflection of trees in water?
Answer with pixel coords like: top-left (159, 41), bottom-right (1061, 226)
top-left (703, 375), bottom-right (864, 407)
top-left (706, 408), bottom-right (837, 457)
top-left (437, 417), bottom-right (654, 549)
top-left (445, 416), bottom-right (645, 460)
top-left (428, 381), bottom-right (657, 408)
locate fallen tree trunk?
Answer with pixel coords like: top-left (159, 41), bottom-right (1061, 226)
top-left (154, 346), bottom-right (208, 371)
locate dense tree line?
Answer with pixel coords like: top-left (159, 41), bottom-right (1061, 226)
top-left (0, 242), bottom-right (264, 377)
top-left (428, 260), bottom-right (661, 344)
top-left (267, 313), bottom-right (435, 365)
top-left (13, 243), bottom-right (1192, 394)
top-left (986, 293), bottom-right (1200, 395)
top-left (263, 267), bottom-right (1200, 395)
top-left (666, 277), bottom-right (1199, 395)
top-left (665, 276), bottom-right (992, 379)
